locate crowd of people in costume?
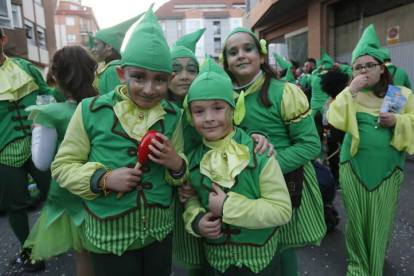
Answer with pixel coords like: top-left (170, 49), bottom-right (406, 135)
top-left (0, 3), bottom-right (413, 276)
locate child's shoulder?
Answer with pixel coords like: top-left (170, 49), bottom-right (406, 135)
top-left (160, 99), bottom-right (181, 116)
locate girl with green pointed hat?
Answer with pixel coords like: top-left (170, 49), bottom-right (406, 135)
top-left (51, 5), bottom-right (189, 276)
top-left (183, 54), bottom-right (292, 275)
top-left (327, 24), bottom-right (414, 276)
top-left (24, 45), bottom-right (98, 276)
top-left (221, 27), bottom-right (326, 276)
top-left (91, 13), bottom-right (144, 95)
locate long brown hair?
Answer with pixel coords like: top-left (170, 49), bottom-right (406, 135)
top-left (372, 58), bottom-right (393, 98)
top-left (51, 46), bottom-right (98, 103)
top-left (222, 33), bottom-right (277, 107)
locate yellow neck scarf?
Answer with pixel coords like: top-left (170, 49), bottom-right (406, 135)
top-left (201, 130), bottom-right (250, 188)
top-left (0, 59), bottom-right (39, 101)
top-left (113, 86), bottom-right (166, 141)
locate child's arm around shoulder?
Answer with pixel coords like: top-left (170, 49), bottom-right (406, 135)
top-left (222, 156), bottom-right (292, 229)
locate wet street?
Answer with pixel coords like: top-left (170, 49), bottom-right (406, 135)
top-left (1, 160), bottom-right (413, 276)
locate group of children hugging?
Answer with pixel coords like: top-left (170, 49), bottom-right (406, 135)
top-left (1, 3), bottom-right (413, 276)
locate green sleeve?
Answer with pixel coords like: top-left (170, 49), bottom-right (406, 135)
top-left (403, 73), bottom-right (412, 89)
top-left (26, 63), bottom-right (54, 96)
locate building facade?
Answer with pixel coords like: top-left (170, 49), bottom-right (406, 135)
top-left (55, 0), bottom-right (99, 49)
top-left (155, 0), bottom-right (245, 62)
top-left (246, 0), bottom-right (414, 84)
top-left (1, 0), bottom-right (56, 74)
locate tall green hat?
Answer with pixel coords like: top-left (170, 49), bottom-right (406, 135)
top-left (92, 13), bottom-right (144, 53)
top-left (120, 4), bottom-right (171, 74)
top-left (380, 48), bottom-right (391, 60)
top-left (320, 48), bottom-right (333, 70)
top-left (171, 28), bottom-right (206, 66)
top-left (282, 66), bottom-right (296, 84)
top-left (184, 54), bottom-right (245, 125)
top-left (351, 24), bottom-right (383, 64)
top-left (273, 53), bottom-right (291, 71)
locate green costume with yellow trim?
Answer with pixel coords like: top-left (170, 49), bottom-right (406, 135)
top-left (183, 55), bottom-right (291, 275)
top-left (327, 24), bottom-right (414, 276)
top-left (24, 101), bottom-right (88, 259)
top-left (0, 57), bottom-right (54, 250)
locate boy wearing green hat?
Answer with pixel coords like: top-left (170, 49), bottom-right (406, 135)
top-left (380, 48), bottom-right (411, 89)
top-left (327, 24), bottom-right (414, 276)
top-left (183, 55), bottom-right (292, 275)
top-left (91, 13), bottom-right (144, 95)
top-left (51, 6), bottom-right (188, 276)
top-left (273, 53), bottom-right (296, 85)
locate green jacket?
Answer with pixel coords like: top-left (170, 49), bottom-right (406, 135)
top-left (386, 63), bottom-right (411, 89)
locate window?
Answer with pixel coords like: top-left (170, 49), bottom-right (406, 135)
top-left (37, 26), bottom-right (46, 48)
top-left (25, 20), bottom-right (35, 44)
top-left (12, 4), bottom-right (22, 28)
top-left (177, 21), bottom-right (182, 38)
top-left (67, 34), bottom-right (76, 43)
top-left (70, 4), bottom-right (79, 10)
top-left (214, 38), bottom-right (221, 53)
top-left (34, 0), bottom-right (42, 5)
top-left (0, 0), bottom-right (13, 28)
top-left (213, 21), bottom-right (221, 35)
top-left (66, 17), bottom-right (75, 26)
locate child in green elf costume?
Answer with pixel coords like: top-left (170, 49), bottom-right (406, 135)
top-left (327, 24), bottom-right (414, 276)
top-left (183, 54), bottom-right (292, 276)
top-left (51, 6), bottom-right (188, 276)
top-left (169, 29), bottom-right (277, 276)
top-left (0, 27), bottom-right (55, 272)
top-left (221, 27), bottom-right (326, 276)
top-left (24, 46), bottom-right (98, 276)
top-left (91, 13), bottom-right (143, 95)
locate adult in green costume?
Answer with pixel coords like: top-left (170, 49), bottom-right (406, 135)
top-left (166, 28), bottom-right (206, 276)
top-left (51, 5), bottom-right (188, 276)
top-left (0, 27), bottom-right (55, 272)
top-left (91, 13), bottom-right (144, 95)
top-left (380, 48), bottom-right (411, 89)
top-left (24, 46), bottom-right (98, 276)
top-left (327, 24), bottom-right (414, 276)
top-left (183, 54), bottom-right (292, 275)
top-left (222, 27), bottom-right (326, 276)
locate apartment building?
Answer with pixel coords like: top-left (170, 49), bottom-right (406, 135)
top-left (55, 0), bottom-right (99, 49)
top-left (1, 0), bottom-right (55, 74)
top-left (155, 0), bottom-right (245, 62)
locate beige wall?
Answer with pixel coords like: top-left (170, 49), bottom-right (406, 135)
top-left (335, 2), bottom-right (414, 56)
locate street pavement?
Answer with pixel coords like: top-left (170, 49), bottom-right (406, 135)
top-left (1, 160), bottom-right (413, 276)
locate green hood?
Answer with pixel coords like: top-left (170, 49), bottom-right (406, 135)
top-left (352, 24), bottom-right (384, 64)
top-left (171, 28), bottom-right (206, 66)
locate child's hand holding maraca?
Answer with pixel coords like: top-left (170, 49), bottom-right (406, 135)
top-left (100, 168), bottom-right (142, 192)
top-left (148, 132), bottom-right (184, 173)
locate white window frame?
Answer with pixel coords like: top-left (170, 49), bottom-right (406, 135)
top-left (34, 0), bottom-right (42, 5)
top-left (37, 26), bottom-right (46, 48)
top-left (0, 0), bottom-right (13, 28)
top-left (66, 16), bottom-right (75, 26)
top-left (70, 4), bottom-right (79, 10)
top-left (12, 4), bottom-right (22, 28)
top-left (67, 34), bottom-right (76, 43)
top-left (25, 20), bottom-right (36, 45)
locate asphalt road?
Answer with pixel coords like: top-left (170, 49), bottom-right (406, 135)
top-left (1, 160), bottom-right (413, 276)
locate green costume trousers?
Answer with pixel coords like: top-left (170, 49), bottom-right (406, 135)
top-left (90, 233), bottom-right (173, 276)
top-left (340, 163), bottom-right (404, 276)
top-left (0, 159), bottom-right (50, 247)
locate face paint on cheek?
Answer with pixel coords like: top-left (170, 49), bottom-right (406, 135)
top-left (133, 81), bottom-right (144, 89)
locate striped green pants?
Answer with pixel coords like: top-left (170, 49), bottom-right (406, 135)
top-left (340, 163), bottom-right (404, 276)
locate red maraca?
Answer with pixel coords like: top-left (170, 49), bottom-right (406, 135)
top-left (117, 130), bottom-right (163, 199)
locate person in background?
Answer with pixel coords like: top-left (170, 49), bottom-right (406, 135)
top-left (91, 13), bottom-right (144, 95)
top-left (381, 48), bottom-right (411, 89)
top-left (0, 27), bottom-right (55, 272)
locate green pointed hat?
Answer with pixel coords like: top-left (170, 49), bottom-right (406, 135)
top-left (352, 24), bottom-right (383, 64)
top-left (380, 48), bottom-right (391, 60)
top-left (320, 48), bottom-right (333, 70)
top-left (282, 66), bottom-right (296, 84)
top-left (171, 28), bottom-right (206, 66)
top-left (93, 13), bottom-right (144, 53)
top-left (273, 53), bottom-right (291, 71)
top-left (225, 27), bottom-right (258, 42)
top-left (120, 5), bottom-right (171, 74)
top-left (187, 54), bottom-right (235, 107)
top-left (87, 32), bottom-right (94, 50)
